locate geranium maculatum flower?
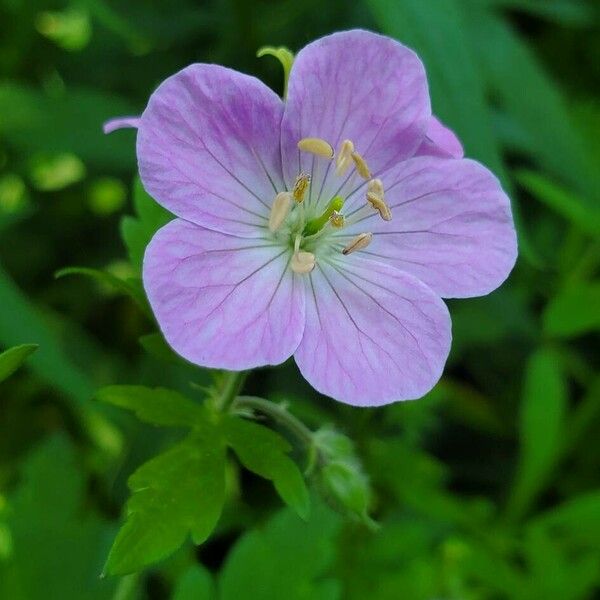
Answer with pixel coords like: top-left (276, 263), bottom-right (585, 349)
top-left (105, 30), bottom-right (517, 406)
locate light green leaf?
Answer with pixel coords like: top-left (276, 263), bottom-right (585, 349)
top-left (55, 266), bottom-right (151, 317)
top-left (224, 416), bottom-right (310, 520)
top-left (257, 46), bottom-right (294, 97)
top-left (507, 348), bottom-right (568, 521)
top-left (172, 565), bottom-right (216, 600)
top-left (0, 344), bottom-right (38, 383)
top-left (0, 436), bottom-right (117, 599)
top-left (121, 177), bottom-right (172, 271)
top-left (96, 385), bottom-right (207, 428)
top-left (105, 432), bottom-right (226, 575)
top-left (543, 282), bottom-right (600, 338)
top-left (219, 502), bottom-right (341, 600)
top-left (517, 170), bottom-right (600, 237)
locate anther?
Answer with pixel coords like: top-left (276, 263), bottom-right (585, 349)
top-left (351, 151), bottom-right (371, 180)
top-left (268, 191), bottom-right (293, 232)
top-left (329, 211), bottom-right (345, 229)
top-left (291, 250), bottom-right (316, 274)
top-left (335, 139), bottom-right (354, 176)
top-left (297, 138), bottom-right (334, 159)
top-left (342, 232), bottom-right (373, 255)
top-left (367, 192), bottom-right (392, 221)
top-left (293, 172), bottom-right (310, 203)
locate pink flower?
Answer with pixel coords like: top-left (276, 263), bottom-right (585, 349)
top-left (105, 30), bottom-right (517, 406)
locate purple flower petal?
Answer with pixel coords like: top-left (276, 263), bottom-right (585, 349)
top-left (137, 65), bottom-right (286, 238)
top-left (103, 116), bottom-right (141, 134)
top-left (281, 30), bottom-right (431, 210)
top-left (342, 156), bottom-right (518, 298)
top-left (294, 257), bottom-right (451, 406)
top-left (144, 219), bottom-right (305, 369)
top-left (416, 116), bottom-right (464, 158)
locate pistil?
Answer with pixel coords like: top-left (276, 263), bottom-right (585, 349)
top-left (303, 196), bottom-right (345, 236)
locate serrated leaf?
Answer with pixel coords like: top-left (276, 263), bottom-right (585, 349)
top-left (96, 385), bottom-right (207, 428)
top-left (173, 565), bottom-right (216, 600)
top-left (121, 177), bottom-right (172, 272)
top-left (224, 416), bottom-right (310, 520)
top-left (0, 343), bottom-right (38, 383)
top-left (543, 282), bottom-right (600, 338)
top-left (105, 431), bottom-right (226, 575)
top-left (55, 266), bottom-right (151, 317)
top-left (507, 348), bottom-right (568, 521)
top-left (219, 502), bottom-right (341, 600)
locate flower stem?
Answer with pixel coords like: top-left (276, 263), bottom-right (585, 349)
top-left (216, 370), bottom-right (248, 412)
top-left (233, 395), bottom-right (315, 448)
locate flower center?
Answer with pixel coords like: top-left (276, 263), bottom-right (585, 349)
top-left (267, 137), bottom-right (393, 274)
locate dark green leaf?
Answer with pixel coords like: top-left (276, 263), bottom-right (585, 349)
top-left (0, 436), bottom-right (117, 599)
top-left (224, 416), bottom-right (310, 519)
top-left (96, 385), bottom-right (207, 428)
top-left (543, 282), bottom-right (600, 338)
top-left (507, 348), bottom-right (568, 521)
top-left (219, 502), bottom-right (341, 600)
top-left (517, 170), bottom-right (600, 238)
top-left (139, 332), bottom-right (183, 364)
top-left (104, 431), bottom-right (226, 575)
top-left (0, 344), bottom-right (38, 383)
top-left (55, 266), bottom-right (151, 317)
top-left (172, 565), bottom-right (216, 600)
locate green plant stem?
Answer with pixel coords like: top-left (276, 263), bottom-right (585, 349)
top-left (233, 395), bottom-right (315, 448)
top-left (111, 574), bottom-right (140, 600)
top-left (216, 370), bottom-right (247, 412)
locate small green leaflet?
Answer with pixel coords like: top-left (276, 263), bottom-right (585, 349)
top-left (121, 177), bottom-right (172, 272)
top-left (97, 386), bottom-right (309, 574)
top-left (0, 344), bottom-right (38, 383)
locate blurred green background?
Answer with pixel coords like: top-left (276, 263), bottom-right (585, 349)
top-left (1, 0), bottom-right (599, 598)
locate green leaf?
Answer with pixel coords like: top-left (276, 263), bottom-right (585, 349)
top-left (121, 177), bottom-right (172, 272)
top-left (257, 46), bottom-right (294, 98)
top-left (55, 266), bottom-right (151, 317)
top-left (224, 416), bottom-right (310, 520)
top-left (139, 332), bottom-right (183, 363)
top-left (219, 502), bottom-right (341, 600)
top-left (507, 347), bottom-right (568, 521)
top-left (543, 282), bottom-right (600, 338)
top-left (104, 431), bottom-right (226, 575)
top-left (0, 343), bottom-right (38, 383)
top-left (516, 170), bottom-right (600, 237)
top-left (172, 565), bottom-right (216, 600)
top-left (0, 436), bottom-right (117, 599)
top-left (96, 385), bottom-right (208, 428)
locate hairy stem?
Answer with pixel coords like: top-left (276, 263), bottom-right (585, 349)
top-left (216, 370), bottom-right (248, 412)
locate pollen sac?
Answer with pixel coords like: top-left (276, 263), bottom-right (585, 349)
top-left (293, 172), bottom-right (311, 203)
top-left (335, 139), bottom-right (354, 176)
top-left (351, 151), bottom-right (371, 180)
top-left (297, 137), bottom-right (334, 159)
top-left (366, 179), bottom-right (392, 221)
top-left (291, 250), bottom-right (316, 274)
top-left (368, 178), bottom-right (384, 197)
top-left (268, 191), bottom-right (293, 232)
top-left (342, 232), bottom-right (373, 255)
top-left (329, 210), bottom-right (345, 229)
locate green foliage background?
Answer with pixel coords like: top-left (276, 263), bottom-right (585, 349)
top-left (0, 0), bottom-right (599, 598)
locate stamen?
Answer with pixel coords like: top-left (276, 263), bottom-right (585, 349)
top-left (297, 138), bottom-right (334, 159)
top-left (342, 232), bottom-right (373, 255)
top-left (335, 139), bottom-right (354, 176)
top-left (351, 151), bottom-right (371, 180)
top-left (366, 179), bottom-right (392, 221)
top-left (293, 172), bottom-right (310, 203)
top-left (291, 250), bottom-right (316, 274)
top-left (367, 192), bottom-right (392, 221)
top-left (268, 191), bottom-right (293, 232)
top-left (329, 211), bottom-right (345, 229)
